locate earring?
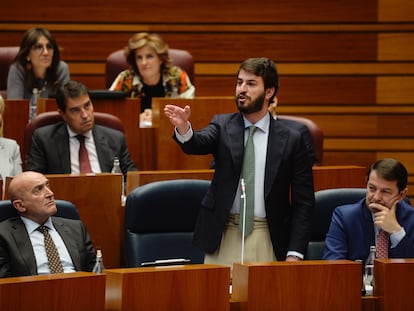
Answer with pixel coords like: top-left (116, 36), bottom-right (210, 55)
top-left (26, 61), bottom-right (32, 71)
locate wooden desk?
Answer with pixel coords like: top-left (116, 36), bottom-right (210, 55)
top-left (3, 98), bottom-right (142, 169)
top-left (105, 264), bottom-right (230, 311)
top-left (232, 260), bottom-right (361, 311)
top-left (4, 173), bottom-right (123, 268)
top-left (0, 272), bottom-right (105, 311)
top-left (374, 259), bottom-right (414, 311)
top-left (125, 165), bottom-right (366, 195)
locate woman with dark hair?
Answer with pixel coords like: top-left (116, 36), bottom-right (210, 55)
top-left (109, 32), bottom-right (194, 126)
top-left (7, 27), bottom-right (70, 99)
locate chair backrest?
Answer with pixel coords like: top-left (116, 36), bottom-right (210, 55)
top-left (0, 199), bottom-right (80, 222)
top-left (0, 46), bottom-right (19, 98)
top-left (124, 179), bottom-right (210, 267)
top-left (23, 111), bottom-right (124, 169)
top-left (278, 115), bottom-right (324, 165)
top-left (105, 48), bottom-right (194, 88)
top-left (306, 188), bottom-right (367, 259)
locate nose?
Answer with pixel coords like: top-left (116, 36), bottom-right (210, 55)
top-left (45, 186), bottom-right (54, 197)
top-left (372, 190), bottom-right (382, 202)
top-left (238, 82), bottom-right (248, 92)
top-left (41, 46), bottom-right (50, 55)
top-left (80, 108), bottom-right (88, 118)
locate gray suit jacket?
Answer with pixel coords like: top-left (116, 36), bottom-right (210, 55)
top-left (175, 112), bottom-right (315, 260)
top-left (0, 217), bottom-right (96, 278)
top-left (26, 122), bottom-right (136, 174)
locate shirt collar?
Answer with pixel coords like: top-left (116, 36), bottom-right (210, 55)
top-left (242, 112), bottom-right (270, 134)
top-left (67, 125), bottom-right (92, 139)
top-left (20, 216), bottom-right (55, 234)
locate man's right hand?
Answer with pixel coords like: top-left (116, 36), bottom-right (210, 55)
top-left (164, 104), bottom-right (191, 135)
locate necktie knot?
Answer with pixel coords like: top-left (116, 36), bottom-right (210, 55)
top-left (37, 225), bottom-right (49, 235)
top-left (248, 125), bottom-right (257, 138)
top-left (76, 134), bottom-right (86, 144)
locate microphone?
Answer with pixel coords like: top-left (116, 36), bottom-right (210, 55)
top-left (240, 178), bottom-right (247, 263)
top-left (240, 178), bottom-right (246, 198)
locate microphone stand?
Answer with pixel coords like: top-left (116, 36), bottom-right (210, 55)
top-left (240, 178), bottom-right (246, 264)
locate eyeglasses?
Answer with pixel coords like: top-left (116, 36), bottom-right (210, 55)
top-left (32, 43), bottom-right (54, 54)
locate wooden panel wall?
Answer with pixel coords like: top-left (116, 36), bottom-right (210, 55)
top-left (1, 0), bottom-right (414, 191)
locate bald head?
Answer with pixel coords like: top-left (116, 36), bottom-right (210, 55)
top-left (9, 171), bottom-right (56, 224)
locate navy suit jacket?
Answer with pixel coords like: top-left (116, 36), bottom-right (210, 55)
top-left (323, 198), bottom-right (414, 260)
top-left (26, 122), bottom-right (137, 174)
top-left (175, 112), bottom-right (315, 260)
top-left (0, 217), bottom-right (96, 278)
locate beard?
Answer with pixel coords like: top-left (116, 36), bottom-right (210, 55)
top-left (235, 92), bottom-right (266, 114)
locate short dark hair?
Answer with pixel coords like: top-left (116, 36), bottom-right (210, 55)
top-left (367, 158), bottom-right (408, 191)
top-left (56, 80), bottom-right (89, 112)
top-left (237, 57), bottom-right (279, 102)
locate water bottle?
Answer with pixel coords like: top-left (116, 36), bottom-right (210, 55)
top-left (111, 157), bottom-right (122, 174)
top-left (364, 245), bottom-right (376, 295)
top-left (92, 249), bottom-right (104, 273)
top-left (111, 157), bottom-right (126, 206)
top-left (28, 88), bottom-right (39, 122)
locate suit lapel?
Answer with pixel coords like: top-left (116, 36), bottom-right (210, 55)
top-left (92, 126), bottom-right (111, 171)
top-left (264, 116), bottom-right (288, 198)
top-left (226, 114), bottom-right (244, 172)
top-left (53, 218), bottom-right (82, 270)
top-left (10, 218), bottom-right (38, 275)
top-left (56, 124), bottom-right (71, 173)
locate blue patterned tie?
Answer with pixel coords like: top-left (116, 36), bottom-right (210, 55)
top-left (240, 125), bottom-right (256, 236)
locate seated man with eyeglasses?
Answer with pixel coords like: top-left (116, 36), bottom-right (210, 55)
top-left (7, 27), bottom-right (70, 99)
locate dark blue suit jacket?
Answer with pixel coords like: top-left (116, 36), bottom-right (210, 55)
top-left (175, 112), bottom-right (315, 260)
top-left (323, 198), bottom-right (414, 260)
top-left (26, 122), bottom-right (136, 174)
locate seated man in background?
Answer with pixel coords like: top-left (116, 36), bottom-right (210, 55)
top-left (0, 171), bottom-right (96, 278)
top-left (324, 158), bottom-right (414, 260)
top-left (26, 80), bottom-right (137, 175)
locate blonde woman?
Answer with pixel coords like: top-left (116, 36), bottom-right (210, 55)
top-left (0, 95), bottom-right (22, 180)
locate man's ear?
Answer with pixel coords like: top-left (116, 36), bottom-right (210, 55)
top-left (398, 188), bottom-right (409, 202)
top-left (58, 109), bottom-right (67, 122)
top-left (13, 200), bottom-right (26, 213)
top-left (265, 87), bottom-right (275, 100)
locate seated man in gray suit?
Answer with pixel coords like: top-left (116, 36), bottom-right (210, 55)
top-left (0, 171), bottom-right (96, 277)
top-left (26, 80), bottom-right (137, 174)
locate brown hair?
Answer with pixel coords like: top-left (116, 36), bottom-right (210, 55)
top-left (125, 32), bottom-right (173, 78)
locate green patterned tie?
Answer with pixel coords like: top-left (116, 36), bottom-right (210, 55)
top-left (240, 125), bottom-right (256, 236)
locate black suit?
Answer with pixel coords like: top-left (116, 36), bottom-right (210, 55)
top-left (0, 217), bottom-right (96, 278)
top-left (175, 112), bottom-right (315, 260)
top-left (26, 122), bottom-right (136, 174)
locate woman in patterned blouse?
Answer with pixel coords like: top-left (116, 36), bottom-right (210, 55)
top-left (109, 32), bottom-right (195, 126)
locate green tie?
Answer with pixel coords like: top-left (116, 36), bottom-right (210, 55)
top-left (240, 125), bottom-right (256, 236)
